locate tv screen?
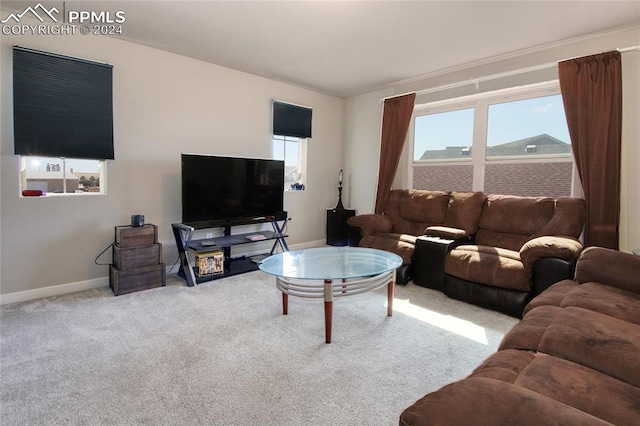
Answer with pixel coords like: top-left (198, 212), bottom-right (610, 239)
top-left (181, 154), bottom-right (284, 228)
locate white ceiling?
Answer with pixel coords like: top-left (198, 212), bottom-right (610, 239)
top-left (3, 1), bottom-right (640, 97)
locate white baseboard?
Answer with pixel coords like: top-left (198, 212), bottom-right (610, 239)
top-left (0, 240), bottom-right (328, 306)
top-left (1, 277), bottom-right (109, 306)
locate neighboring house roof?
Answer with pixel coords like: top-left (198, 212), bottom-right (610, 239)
top-left (419, 134), bottom-right (571, 160)
top-left (26, 171), bottom-right (79, 180)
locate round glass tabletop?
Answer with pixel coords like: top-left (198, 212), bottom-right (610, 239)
top-left (258, 246), bottom-right (403, 280)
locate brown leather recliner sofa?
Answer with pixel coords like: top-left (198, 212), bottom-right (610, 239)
top-left (346, 190), bottom-right (485, 284)
top-left (441, 194), bottom-right (585, 317)
top-left (347, 190), bottom-right (585, 317)
top-left (399, 247), bottom-right (640, 426)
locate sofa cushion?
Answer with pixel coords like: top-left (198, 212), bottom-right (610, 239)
top-left (443, 191), bottom-right (486, 235)
top-left (523, 280), bottom-right (578, 315)
top-left (383, 189), bottom-right (450, 235)
top-left (526, 280), bottom-right (640, 324)
top-left (501, 305), bottom-right (640, 387)
top-left (445, 245), bottom-right (530, 291)
top-left (399, 376), bottom-right (610, 426)
top-left (471, 350), bottom-right (640, 426)
top-left (476, 195), bottom-right (555, 251)
top-left (531, 197), bottom-right (586, 238)
top-left (575, 246), bottom-right (640, 294)
top-left (359, 233), bottom-right (416, 265)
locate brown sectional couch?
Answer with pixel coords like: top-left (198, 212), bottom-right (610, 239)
top-left (347, 189), bottom-right (585, 316)
top-left (399, 247), bottom-right (640, 425)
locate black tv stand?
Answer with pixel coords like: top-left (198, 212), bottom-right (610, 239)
top-left (172, 215), bottom-right (289, 286)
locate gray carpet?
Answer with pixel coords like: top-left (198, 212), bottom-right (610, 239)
top-left (0, 271), bottom-right (518, 425)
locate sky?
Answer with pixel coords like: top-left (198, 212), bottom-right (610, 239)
top-left (25, 157), bottom-right (101, 174)
top-left (414, 94), bottom-right (570, 160)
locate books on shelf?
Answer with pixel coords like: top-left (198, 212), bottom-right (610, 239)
top-left (247, 234), bottom-right (267, 241)
top-left (195, 250), bottom-right (224, 277)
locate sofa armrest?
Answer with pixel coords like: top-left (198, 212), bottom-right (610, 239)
top-left (531, 258), bottom-right (576, 296)
top-left (575, 246), bottom-right (640, 294)
top-left (519, 236), bottom-right (583, 268)
top-left (425, 225), bottom-right (471, 241)
top-left (346, 214), bottom-right (393, 236)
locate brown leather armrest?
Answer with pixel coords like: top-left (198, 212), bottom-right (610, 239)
top-left (425, 225), bottom-right (469, 240)
top-left (519, 236), bottom-right (582, 267)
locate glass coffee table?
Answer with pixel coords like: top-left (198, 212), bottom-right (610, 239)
top-left (259, 246), bottom-right (403, 343)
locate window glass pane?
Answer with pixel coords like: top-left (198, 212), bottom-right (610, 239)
top-left (486, 94), bottom-right (571, 158)
top-left (413, 108), bottom-right (474, 161)
top-left (21, 156), bottom-right (102, 194)
top-left (272, 136), bottom-right (285, 161)
top-left (284, 137), bottom-right (300, 184)
top-left (273, 135), bottom-right (304, 190)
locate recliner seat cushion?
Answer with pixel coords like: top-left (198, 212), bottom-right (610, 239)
top-left (445, 245), bottom-right (530, 291)
top-left (500, 305), bottom-right (640, 387)
top-left (525, 280), bottom-right (640, 324)
top-left (399, 376), bottom-right (610, 426)
top-left (470, 349), bottom-right (640, 426)
top-left (358, 233), bottom-right (416, 265)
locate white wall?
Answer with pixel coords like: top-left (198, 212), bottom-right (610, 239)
top-left (0, 31), bottom-right (344, 299)
top-left (344, 27), bottom-right (640, 252)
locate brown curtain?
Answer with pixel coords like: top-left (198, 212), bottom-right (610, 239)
top-left (558, 51), bottom-right (622, 249)
top-left (374, 93), bottom-right (416, 214)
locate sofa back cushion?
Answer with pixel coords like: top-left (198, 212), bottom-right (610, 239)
top-left (444, 191), bottom-right (487, 235)
top-left (476, 195), bottom-right (555, 251)
top-left (531, 198), bottom-right (586, 239)
top-left (383, 189), bottom-right (450, 235)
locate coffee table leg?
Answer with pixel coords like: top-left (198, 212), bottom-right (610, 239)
top-left (324, 279), bottom-right (333, 343)
top-left (387, 280), bottom-right (395, 316)
top-left (282, 292), bottom-right (288, 315)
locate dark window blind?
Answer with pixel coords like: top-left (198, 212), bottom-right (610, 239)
top-left (13, 46), bottom-right (114, 160)
top-left (273, 101), bottom-right (312, 139)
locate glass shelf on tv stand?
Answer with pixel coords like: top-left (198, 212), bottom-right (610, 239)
top-left (171, 216), bottom-right (289, 287)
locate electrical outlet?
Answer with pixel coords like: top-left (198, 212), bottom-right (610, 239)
top-left (205, 232), bottom-right (214, 239)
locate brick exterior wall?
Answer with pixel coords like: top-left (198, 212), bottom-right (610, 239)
top-left (413, 164), bottom-right (473, 191)
top-left (484, 162), bottom-right (572, 197)
top-left (413, 161), bottom-right (572, 198)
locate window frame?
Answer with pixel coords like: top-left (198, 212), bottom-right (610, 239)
top-left (408, 81), bottom-right (582, 197)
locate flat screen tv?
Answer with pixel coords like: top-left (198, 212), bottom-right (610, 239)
top-left (181, 154), bottom-right (285, 228)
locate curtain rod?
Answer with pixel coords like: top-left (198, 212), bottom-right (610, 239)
top-left (379, 45), bottom-right (640, 102)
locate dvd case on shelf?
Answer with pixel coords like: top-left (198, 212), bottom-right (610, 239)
top-left (195, 250), bottom-right (224, 277)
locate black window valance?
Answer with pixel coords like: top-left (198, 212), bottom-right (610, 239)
top-left (272, 100), bottom-right (312, 139)
top-left (13, 46), bottom-right (114, 160)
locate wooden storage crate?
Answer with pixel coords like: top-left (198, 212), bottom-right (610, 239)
top-left (113, 243), bottom-right (162, 270)
top-left (110, 263), bottom-right (166, 296)
top-left (115, 224), bottom-right (157, 248)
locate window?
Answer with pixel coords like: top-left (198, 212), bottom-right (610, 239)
top-left (20, 156), bottom-right (105, 194)
top-left (411, 82), bottom-right (576, 198)
top-left (272, 100), bottom-right (312, 191)
top-left (273, 135), bottom-right (307, 190)
top-left (13, 47), bottom-right (113, 196)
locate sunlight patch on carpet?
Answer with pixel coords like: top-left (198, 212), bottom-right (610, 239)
top-left (392, 298), bottom-right (489, 344)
